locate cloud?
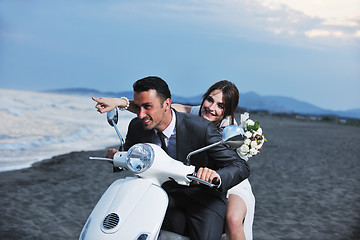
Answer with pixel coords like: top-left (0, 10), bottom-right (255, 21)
top-left (259, 0), bottom-right (360, 42)
top-left (323, 19), bottom-right (359, 28)
top-left (6, 0), bottom-right (354, 49)
top-left (102, 0), bottom-right (359, 48)
top-left (260, 0), bottom-right (360, 20)
top-left (355, 30), bottom-right (360, 38)
top-left (305, 29), bottom-right (345, 38)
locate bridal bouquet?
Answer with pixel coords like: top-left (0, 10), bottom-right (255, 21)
top-left (237, 112), bottom-right (266, 161)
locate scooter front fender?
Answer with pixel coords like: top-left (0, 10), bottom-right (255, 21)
top-left (80, 177), bottom-right (168, 240)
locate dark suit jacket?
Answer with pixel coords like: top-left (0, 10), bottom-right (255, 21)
top-left (124, 110), bottom-right (250, 192)
top-left (123, 110), bottom-right (250, 238)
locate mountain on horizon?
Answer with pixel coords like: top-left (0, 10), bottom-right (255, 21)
top-left (45, 88), bottom-right (360, 119)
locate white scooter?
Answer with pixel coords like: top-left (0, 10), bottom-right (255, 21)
top-left (79, 108), bottom-right (244, 240)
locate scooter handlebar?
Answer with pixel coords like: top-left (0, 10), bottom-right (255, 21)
top-left (89, 157), bottom-right (124, 171)
top-left (186, 174), bottom-right (220, 188)
top-left (89, 157), bottom-right (114, 162)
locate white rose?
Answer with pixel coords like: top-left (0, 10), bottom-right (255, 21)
top-left (250, 148), bottom-right (258, 155)
top-left (236, 147), bottom-right (249, 161)
top-left (245, 131), bottom-right (252, 139)
top-left (240, 144), bottom-right (249, 153)
top-left (246, 119), bottom-right (255, 126)
top-left (257, 142), bottom-right (263, 149)
top-left (256, 127), bottom-right (263, 135)
top-left (244, 139), bottom-right (251, 145)
top-left (251, 141), bottom-right (258, 149)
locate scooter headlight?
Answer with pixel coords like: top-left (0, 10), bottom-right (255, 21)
top-left (126, 143), bottom-right (154, 173)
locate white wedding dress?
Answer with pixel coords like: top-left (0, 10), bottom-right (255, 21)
top-left (190, 106), bottom-right (255, 240)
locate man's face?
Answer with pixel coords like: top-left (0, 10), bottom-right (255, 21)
top-left (133, 89), bottom-right (171, 131)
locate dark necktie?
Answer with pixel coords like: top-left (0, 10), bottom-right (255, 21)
top-left (157, 131), bottom-right (168, 153)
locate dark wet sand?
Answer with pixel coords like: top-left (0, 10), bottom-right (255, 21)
top-left (1, 114), bottom-right (359, 240)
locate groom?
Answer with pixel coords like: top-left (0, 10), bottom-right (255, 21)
top-left (108, 76), bottom-right (250, 240)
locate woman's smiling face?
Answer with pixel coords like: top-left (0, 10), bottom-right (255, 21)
top-left (201, 89), bottom-right (225, 125)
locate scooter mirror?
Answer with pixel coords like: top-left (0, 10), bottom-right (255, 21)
top-left (221, 125), bottom-right (245, 149)
top-left (221, 125), bottom-right (244, 142)
top-left (185, 125), bottom-right (244, 166)
top-left (106, 107), bottom-right (124, 147)
top-left (107, 108), bottom-right (119, 126)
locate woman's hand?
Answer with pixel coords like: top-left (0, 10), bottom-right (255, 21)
top-left (92, 97), bottom-right (122, 114)
top-left (196, 167), bottom-right (220, 184)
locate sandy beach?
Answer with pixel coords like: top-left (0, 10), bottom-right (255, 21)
top-left (1, 114), bottom-right (359, 240)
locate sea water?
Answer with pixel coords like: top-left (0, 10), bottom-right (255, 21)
top-left (0, 89), bottom-right (134, 172)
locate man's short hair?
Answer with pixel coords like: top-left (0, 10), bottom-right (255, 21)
top-left (133, 76), bottom-right (171, 103)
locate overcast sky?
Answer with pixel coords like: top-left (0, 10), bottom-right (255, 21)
top-left (1, 0), bottom-right (359, 111)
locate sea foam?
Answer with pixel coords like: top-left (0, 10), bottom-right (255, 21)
top-left (0, 89), bottom-right (134, 172)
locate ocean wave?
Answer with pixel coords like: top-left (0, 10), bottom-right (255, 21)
top-left (0, 89), bottom-right (134, 172)
top-left (0, 126), bottom-right (92, 151)
top-left (0, 107), bottom-right (23, 116)
top-left (0, 134), bottom-right (15, 140)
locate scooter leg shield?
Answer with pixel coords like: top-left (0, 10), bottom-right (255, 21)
top-left (79, 177), bottom-right (168, 240)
